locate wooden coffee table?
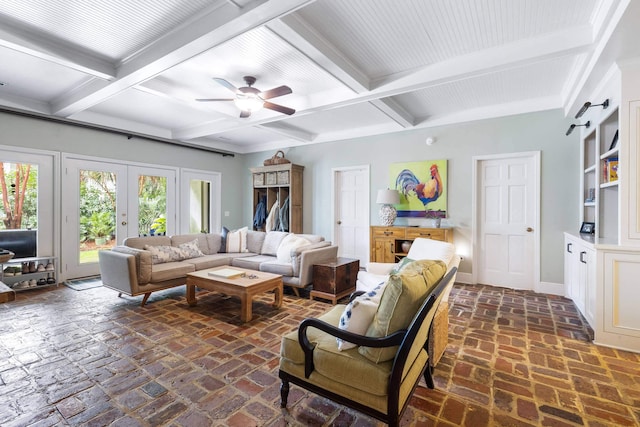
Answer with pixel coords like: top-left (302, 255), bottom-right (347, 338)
top-left (186, 266), bottom-right (283, 322)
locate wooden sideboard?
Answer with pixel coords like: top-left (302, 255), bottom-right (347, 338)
top-left (370, 226), bottom-right (454, 263)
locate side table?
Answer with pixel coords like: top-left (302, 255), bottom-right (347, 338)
top-left (310, 257), bottom-right (359, 304)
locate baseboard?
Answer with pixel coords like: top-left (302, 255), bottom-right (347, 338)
top-left (453, 275), bottom-right (564, 296)
top-left (536, 281), bottom-right (564, 296)
top-left (455, 272), bottom-right (473, 284)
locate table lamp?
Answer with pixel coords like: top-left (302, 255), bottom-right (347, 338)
top-left (376, 189), bottom-right (400, 226)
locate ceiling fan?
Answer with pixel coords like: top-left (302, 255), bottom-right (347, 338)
top-left (196, 76), bottom-right (295, 118)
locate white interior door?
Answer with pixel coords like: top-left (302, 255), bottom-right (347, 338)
top-left (332, 166), bottom-right (369, 266)
top-left (474, 152), bottom-right (540, 290)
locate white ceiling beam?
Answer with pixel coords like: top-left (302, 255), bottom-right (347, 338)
top-left (51, 0), bottom-right (317, 117)
top-left (0, 20), bottom-right (116, 80)
top-left (369, 26), bottom-right (593, 96)
top-left (267, 14), bottom-right (369, 93)
top-left (258, 122), bottom-right (316, 142)
top-left (176, 26), bottom-right (593, 140)
top-left (369, 98), bottom-right (414, 128)
top-left (0, 92), bottom-right (51, 114)
top-left (562, 0), bottom-right (630, 116)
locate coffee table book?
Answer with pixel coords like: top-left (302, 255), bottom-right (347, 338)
top-left (208, 268), bottom-right (246, 279)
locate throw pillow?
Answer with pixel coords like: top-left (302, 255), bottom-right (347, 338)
top-left (261, 231), bottom-right (289, 256)
top-left (276, 234), bottom-right (310, 263)
top-left (144, 244), bottom-right (186, 265)
top-left (220, 227), bottom-right (229, 253)
top-left (337, 281), bottom-right (387, 351)
top-left (225, 227), bottom-right (249, 253)
top-left (178, 239), bottom-right (204, 259)
top-left (390, 257), bottom-right (414, 275)
top-left (359, 259), bottom-right (446, 363)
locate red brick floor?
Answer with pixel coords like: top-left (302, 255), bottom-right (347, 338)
top-left (0, 283), bottom-right (639, 426)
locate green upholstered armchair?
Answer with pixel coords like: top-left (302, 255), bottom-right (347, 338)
top-left (279, 262), bottom-right (457, 427)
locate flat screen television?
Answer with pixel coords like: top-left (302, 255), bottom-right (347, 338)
top-left (0, 229), bottom-right (37, 258)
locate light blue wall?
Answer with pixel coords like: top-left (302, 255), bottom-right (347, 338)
top-left (244, 109), bottom-right (580, 283)
top-left (1, 108), bottom-right (580, 284)
top-left (0, 112), bottom-right (247, 230)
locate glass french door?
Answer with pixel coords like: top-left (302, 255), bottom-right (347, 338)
top-left (62, 157), bottom-right (176, 280)
top-left (180, 169), bottom-right (221, 235)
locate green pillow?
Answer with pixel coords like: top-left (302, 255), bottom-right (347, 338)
top-left (359, 259), bottom-right (446, 363)
top-left (390, 257), bottom-right (414, 275)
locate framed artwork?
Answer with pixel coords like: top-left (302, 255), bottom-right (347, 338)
top-left (389, 159), bottom-right (447, 218)
top-left (580, 222), bottom-right (595, 234)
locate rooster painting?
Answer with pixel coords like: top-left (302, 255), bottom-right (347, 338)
top-left (394, 162), bottom-right (445, 216)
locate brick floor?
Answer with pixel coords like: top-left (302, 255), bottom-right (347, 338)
top-left (0, 283), bottom-right (639, 426)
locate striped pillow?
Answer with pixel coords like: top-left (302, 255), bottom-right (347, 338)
top-left (225, 227), bottom-right (249, 253)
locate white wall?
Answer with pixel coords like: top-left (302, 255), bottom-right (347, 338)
top-left (243, 109), bottom-right (580, 284)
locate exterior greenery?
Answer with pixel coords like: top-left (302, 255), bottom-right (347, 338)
top-left (0, 162), bottom-right (38, 230)
top-left (3, 164), bottom-right (167, 249)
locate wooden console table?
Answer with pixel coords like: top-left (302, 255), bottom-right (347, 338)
top-left (370, 226), bottom-right (453, 263)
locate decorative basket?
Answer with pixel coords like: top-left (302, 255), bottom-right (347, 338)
top-left (263, 150), bottom-right (290, 166)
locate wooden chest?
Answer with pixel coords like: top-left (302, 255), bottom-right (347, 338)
top-left (310, 257), bottom-right (360, 304)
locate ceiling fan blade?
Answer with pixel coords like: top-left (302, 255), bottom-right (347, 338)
top-left (240, 110), bottom-right (251, 118)
top-left (195, 98), bottom-right (234, 102)
top-left (264, 101), bottom-right (295, 115)
top-left (212, 78), bottom-right (238, 93)
top-left (260, 85), bottom-right (292, 100)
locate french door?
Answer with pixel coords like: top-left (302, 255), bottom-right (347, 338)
top-left (62, 157), bottom-right (176, 280)
top-left (180, 168), bottom-right (221, 235)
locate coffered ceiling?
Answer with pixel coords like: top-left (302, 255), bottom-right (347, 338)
top-left (0, 0), bottom-right (638, 154)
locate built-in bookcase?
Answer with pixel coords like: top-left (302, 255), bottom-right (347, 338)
top-left (580, 107), bottom-right (619, 241)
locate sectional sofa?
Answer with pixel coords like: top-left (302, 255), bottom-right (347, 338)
top-left (98, 228), bottom-right (338, 306)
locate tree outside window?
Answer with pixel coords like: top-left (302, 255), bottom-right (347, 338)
top-left (0, 162), bottom-right (38, 230)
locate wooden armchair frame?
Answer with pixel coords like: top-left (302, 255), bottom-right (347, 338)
top-left (279, 267), bottom-right (456, 426)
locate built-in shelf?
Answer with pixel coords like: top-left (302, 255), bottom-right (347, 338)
top-left (600, 180), bottom-right (619, 189)
top-left (600, 147), bottom-right (619, 159)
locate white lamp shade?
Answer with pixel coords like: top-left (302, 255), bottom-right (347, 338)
top-left (376, 189), bottom-right (400, 205)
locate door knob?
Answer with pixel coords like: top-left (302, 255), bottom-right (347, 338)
top-left (526, 227), bottom-right (533, 232)
top-left (337, 220), bottom-right (342, 225)
top-left (121, 221), bottom-right (127, 226)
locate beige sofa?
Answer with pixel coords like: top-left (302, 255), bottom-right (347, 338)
top-left (98, 229), bottom-right (338, 306)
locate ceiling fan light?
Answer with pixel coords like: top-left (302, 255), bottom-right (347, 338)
top-left (234, 93), bottom-right (264, 112)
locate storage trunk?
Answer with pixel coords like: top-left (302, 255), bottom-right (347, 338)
top-left (311, 257), bottom-right (359, 304)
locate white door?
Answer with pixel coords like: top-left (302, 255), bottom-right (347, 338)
top-left (474, 152), bottom-right (539, 290)
top-left (62, 157), bottom-right (176, 280)
top-left (332, 166), bottom-right (369, 266)
top-left (180, 168), bottom-right (221, 234)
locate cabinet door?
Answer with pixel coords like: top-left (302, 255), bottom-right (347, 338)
top-left (584, 247), bottom-right (596, 326)
top-left (373, 238), bottom-right (395, 263)
top-left (576, 247), bottom-right (588, 318)
top-left (564, 236), bottom-right (579, 300)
